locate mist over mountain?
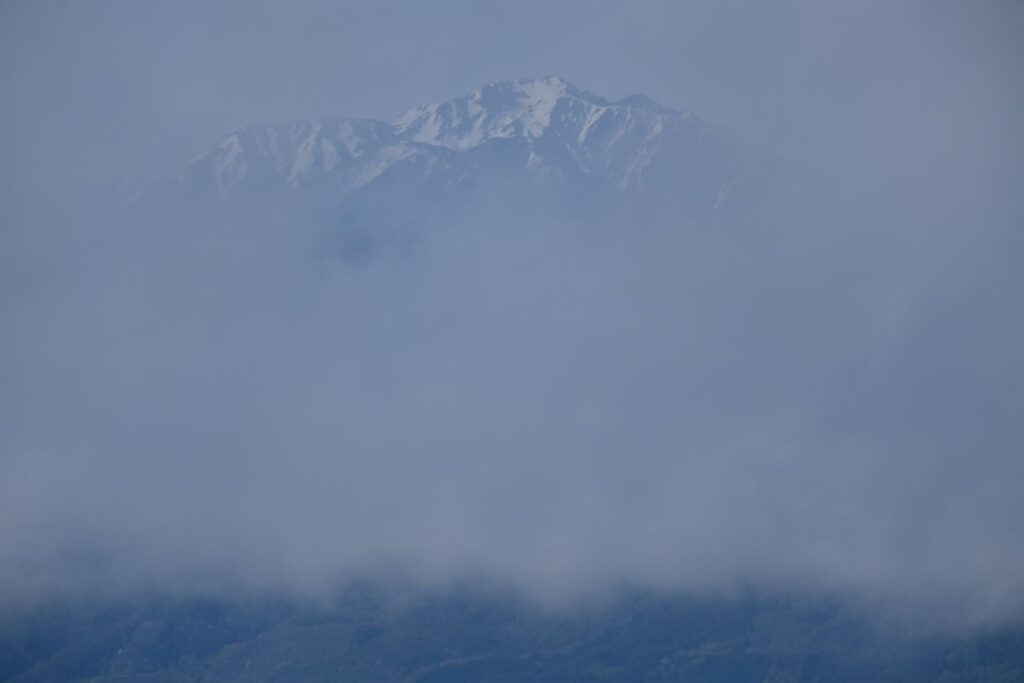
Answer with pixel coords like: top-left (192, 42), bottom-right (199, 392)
top-left (2, 1), bottom-right (1023, 680)
top-left (5, 71), bottom-right (1021, 620)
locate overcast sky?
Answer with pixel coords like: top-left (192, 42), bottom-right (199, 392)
top-left (2, 0), bottom-right (1020, 191)
top-left (1, 1), bottom-right (1023, 627)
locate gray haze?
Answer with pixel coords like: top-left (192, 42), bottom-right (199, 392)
top-left (2, 0), bottom-right (1023, 627)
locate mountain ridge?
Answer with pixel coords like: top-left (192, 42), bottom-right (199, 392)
top-left (154, 77), bottom-right (769, 217)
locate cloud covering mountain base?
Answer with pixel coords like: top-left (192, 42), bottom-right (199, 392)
top-left (2, 166), bottom-right (1022, 627)
top-left (2, 1), bottom-right (1023, 633)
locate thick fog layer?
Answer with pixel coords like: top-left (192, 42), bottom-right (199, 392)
top-left (2, 1), bottom-right (1022, 627)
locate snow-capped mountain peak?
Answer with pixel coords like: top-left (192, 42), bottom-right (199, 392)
top-left (156, 77), bottom-right (768, 217)
top-left (392, 76), bottom-right (591, 150)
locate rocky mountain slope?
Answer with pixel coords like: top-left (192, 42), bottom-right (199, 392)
top-left (3, 591), bottom-right (1022, 682)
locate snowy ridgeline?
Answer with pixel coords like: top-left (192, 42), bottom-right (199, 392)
top-left (157, 77), bottom-right (769, 215)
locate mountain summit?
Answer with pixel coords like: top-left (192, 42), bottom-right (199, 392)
top-left (392, 76), bottom-right (668, 153)
top-left (159, 77), bottom-right (768, 217)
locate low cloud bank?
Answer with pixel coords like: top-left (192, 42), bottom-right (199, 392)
top-left (2, 163), bottom-right (1022, 628)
